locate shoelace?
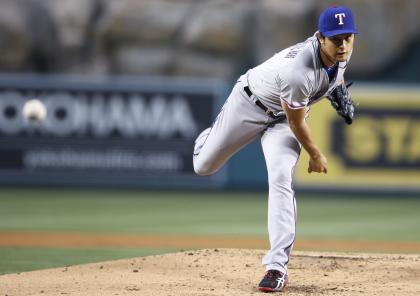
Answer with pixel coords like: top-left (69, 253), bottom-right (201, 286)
top-left (266, 270), bottom-right (282, 279)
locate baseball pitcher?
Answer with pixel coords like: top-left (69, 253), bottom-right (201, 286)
top-left (193, 6), bottom-right (357, 292)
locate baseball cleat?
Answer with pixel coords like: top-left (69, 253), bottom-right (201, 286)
top-left (258, 270), bottom-right (288, 292)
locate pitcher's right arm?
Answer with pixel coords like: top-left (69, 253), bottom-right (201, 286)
top-left (281, 101), bottom-right (328, 174)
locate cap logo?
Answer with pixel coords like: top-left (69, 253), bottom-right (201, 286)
top-left (335, 13), bottom-right (346, 25)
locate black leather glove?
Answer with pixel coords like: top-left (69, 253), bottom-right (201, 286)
top-left (327, 82), bottom-right (355, 125)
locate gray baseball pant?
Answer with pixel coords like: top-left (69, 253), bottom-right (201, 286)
top-left (193, 77), bottom-right (301, 274)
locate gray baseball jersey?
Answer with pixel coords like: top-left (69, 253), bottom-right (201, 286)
top-left (247, 35), bottom-right (349, 113)
top-left (193, 33), bottom-right (350, 275)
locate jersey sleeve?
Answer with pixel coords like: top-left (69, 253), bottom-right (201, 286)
top-left (276, 72), bottom-right (312, 109)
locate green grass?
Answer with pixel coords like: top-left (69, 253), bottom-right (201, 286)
top-left (297, 197), bottom-right (420, 241)
top-left (0, 189), bottom-right (267, 236)
top-left (0, 188), bottom-right (420, 274)
top-left (0, 247), bottom-right (173, 275)
top-left (1, 189), bottom-right (419, 241)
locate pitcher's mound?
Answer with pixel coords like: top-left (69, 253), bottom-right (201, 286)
top-left (1, 248), bottom-right (420, 296)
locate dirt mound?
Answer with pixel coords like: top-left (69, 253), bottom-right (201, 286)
top-left (1, 249), bottom-right (420, 296)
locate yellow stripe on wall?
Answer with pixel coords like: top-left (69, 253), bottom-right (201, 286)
top-left (295, 85), bottom-right (420, 190)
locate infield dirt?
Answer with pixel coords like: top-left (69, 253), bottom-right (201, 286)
top-left (1, 248), bottom-right (420, 296)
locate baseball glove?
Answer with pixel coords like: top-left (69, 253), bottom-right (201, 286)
top-left (327, 82), bottom-right (355, 125)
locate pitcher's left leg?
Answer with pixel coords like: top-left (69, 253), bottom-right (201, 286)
top-left (260, 122), bottom-right (301, 275)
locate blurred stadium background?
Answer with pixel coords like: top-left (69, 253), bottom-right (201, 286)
top-left (0, 0), bottom-right (420, 275)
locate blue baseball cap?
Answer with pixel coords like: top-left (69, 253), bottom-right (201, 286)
top-left (318, 6), bottom-right (358, 37)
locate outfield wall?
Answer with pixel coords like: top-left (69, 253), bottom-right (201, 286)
top-left (0, 75), bottom-right (419, 193)
top-left (294, 85), bottom-right (420, 193)
top-left (0, 74), bottom-right (227, 188)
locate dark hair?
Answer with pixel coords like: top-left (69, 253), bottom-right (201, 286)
top-left (317, 32), bottom-right (325, 45)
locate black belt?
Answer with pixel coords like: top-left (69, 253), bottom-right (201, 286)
top-left (244, 86), bottom-right (278, 119)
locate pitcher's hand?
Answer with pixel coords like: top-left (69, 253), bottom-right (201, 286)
top-left (308, 153), bottom-right (328, 174)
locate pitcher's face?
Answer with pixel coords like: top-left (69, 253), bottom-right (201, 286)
top-left (319, 33), bottom-right (355, 66)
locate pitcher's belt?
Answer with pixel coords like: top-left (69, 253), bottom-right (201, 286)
top-left (244, 86), bottom-right (281, 119)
